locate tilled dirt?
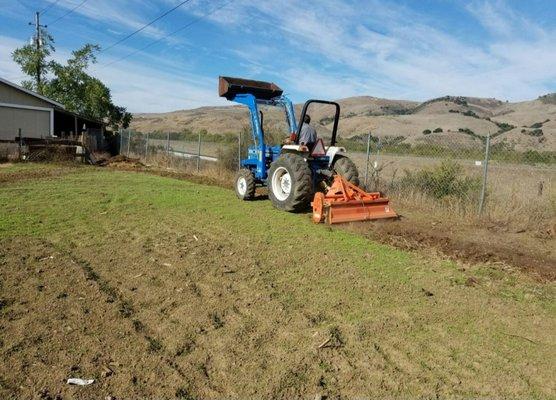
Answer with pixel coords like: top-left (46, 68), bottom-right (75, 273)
top-left (343, 213), bottom-right (556, 281)
top-left (0, 164), bottom-right (86, 184)
top-left (0, 238), bottom-right (184, 399)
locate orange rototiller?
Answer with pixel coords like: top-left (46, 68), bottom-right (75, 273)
top-left (311, 175), bottom-right (398, 224)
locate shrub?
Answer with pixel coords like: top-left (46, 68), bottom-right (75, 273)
top-left (493, 121), bottom-right (515, 133)
top-left (433, 127), bottom-right (443, 133)
top-left (319, 116), bottom-right (335, 125)
top-left (422, 129), bottom-right (432, 135)
top-left (463, 110), bottom-right (479, 118)
top-left (216, 145), bottom-right (240, 171)
top-left (522, 150), bottom-right (553, 164)
top-left (538, 93), bottom-right (556, 105)
top-left (398, 160), bottom-right (481, 200)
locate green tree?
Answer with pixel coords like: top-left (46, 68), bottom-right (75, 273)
top-left (12, 34), bottom-right (131, 129)
top-left (11, 28), bottom-right (54, 94)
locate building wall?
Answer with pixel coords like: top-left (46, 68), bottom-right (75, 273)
top-left (0, 82), bottom-right (54, 108)
top-left (0, 106), bottom-right (51, 140)
top-left (0, 82), bottom-right (53, 140)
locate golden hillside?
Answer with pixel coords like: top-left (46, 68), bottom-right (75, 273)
top-left (131, 94), bottom-right (556, 151)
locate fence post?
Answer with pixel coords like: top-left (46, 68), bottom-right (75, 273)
top-left (145, 132), bottom-right (149, 163)
top-left (478, 134), bottom-right (491, 215)
top-left (238, 131), bottom-right (242, 171)
top-left (119, 130), bottom-right (122, 155)
top-left (127, 131), bottom-right (131, 157)
top-left (197, 131), bottom-right (202, 172)
top-left (364, 131), bottom-right (371, 188)
top-left (18, 128), bottom-right (22, 161)
top-left (166, 132), bottom-right (170, 155)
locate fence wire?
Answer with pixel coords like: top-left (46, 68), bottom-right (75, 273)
top-left (119, 129), bottom-right (555, 227)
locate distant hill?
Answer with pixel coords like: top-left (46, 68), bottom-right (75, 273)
top-left (132, 94), bottom-right (556, 152)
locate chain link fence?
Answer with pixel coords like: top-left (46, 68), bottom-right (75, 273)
top-left (347, 133), bottom-right (554, 228)
top-left (119, 129), bottom-right (555, 229)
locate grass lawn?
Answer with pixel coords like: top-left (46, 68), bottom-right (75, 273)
top-left (0, 163), bottom-right (554, 399)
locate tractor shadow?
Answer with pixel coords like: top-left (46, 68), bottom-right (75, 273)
top-left (252, 194), bottom-right (269, 201)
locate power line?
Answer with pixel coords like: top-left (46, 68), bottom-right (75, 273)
top-left (100, 0), bottom-right (194, 53)
top-left (48, 0), bottom-right (90, 26)
top-left (40, 0), bottom-right (62, 16)
top-left (98, 0), bottom-right (233, 70)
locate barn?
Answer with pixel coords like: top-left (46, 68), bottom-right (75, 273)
top-left (0, 77), bottom-right (103, 141)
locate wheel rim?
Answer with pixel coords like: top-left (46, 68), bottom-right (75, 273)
top-left (237, 176), bottom-right (247, 196)
top-left (271, 167), bottom-right (291, 201)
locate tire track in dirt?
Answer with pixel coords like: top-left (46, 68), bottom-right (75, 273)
top-left (0, 237), bottom-right (192, 399)
top-left (50, 243), bottom-right (203, 391)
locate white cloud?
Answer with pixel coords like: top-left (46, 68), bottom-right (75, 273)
top-left (0, 36), bottom-right (31, 83)
top-left (92, 60), bottom-right (227, 112)
top-left (2, 0), bottom-right (555, 112)
top-left (216, 0), bottom-right (556, 101)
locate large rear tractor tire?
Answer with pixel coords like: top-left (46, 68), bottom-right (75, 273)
top-left (235, 168), bottom-right (256, 200)
top-left (268, 153), bottom-right (313, 212)
top-left (332, 156), bottom-right (360, 186)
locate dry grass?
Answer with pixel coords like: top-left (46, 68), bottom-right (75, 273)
top-left (351, 152), bottom-right (555, 232)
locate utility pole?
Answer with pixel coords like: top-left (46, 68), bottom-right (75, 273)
top-left (29, 12), bottom-right (47, 92)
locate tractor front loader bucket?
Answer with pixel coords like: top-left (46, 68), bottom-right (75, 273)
top-left (311, 175), bottom-right (398, 224)
top-left (219, 76), bottom-right (283, 100)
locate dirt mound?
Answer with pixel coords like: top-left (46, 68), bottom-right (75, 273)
top-left (101, 155), bottom-right (144, 168)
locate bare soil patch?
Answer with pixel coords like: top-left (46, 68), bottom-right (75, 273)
top-left (0, 238), bottom-right (182, 399)
top-left (0, 164), bottom-right (85, 184)
top-left (343, 211), bottom-right (556, 281)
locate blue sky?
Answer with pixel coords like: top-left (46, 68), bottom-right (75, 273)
top-left (1, 0), bottom-right (555, 112)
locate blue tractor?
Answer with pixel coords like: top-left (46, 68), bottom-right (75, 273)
top-left (219, 76), bottom-right (359, 212)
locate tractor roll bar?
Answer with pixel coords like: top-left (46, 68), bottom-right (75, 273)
top-left (296, 99), bottom-right (341, 146)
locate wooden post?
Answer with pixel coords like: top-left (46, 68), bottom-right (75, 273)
top-left (18, 128), bottom-right (22, 161)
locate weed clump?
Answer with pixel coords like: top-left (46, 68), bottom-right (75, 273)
top-left (397, 160), bottom-right (481, 200)
top-left (216, 146), bottom-right (238, 171)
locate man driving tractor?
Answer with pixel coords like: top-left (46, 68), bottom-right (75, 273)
top-left (298, 114), bottom-right (317, 149)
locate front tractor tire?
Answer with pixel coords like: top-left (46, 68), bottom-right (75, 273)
top-left (268, 153), bottom-right (313, 212)
top-left (332, 156), bottom-right (360, 186)
top-left (235, 168), bottom-right (256, 200)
